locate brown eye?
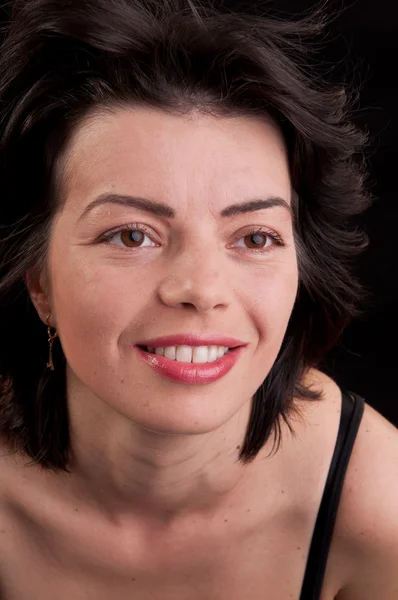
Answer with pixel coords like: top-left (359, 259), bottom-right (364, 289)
top-left (104, 226), bottom-right (157, 249)
top-left (120, 230), bottom-right (146, 247)
top-left (243, 233), bottom-right (268, 249)
top-left (230, 229), bottom-right (281, 253)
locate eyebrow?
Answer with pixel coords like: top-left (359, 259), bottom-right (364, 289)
top-left (78, 193), bottom-right (291, 221)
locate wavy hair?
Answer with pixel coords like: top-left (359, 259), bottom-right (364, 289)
top-left (0, 0), bottom-right (372, 471)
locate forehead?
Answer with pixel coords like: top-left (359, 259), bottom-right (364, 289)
top-left (59, 107), bottom-right (291, 212)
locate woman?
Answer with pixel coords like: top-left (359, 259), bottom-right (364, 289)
top-left (0, 0), bottom-right (397, 598)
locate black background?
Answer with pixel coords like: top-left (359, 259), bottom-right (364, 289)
top-left (1, 0), bottom-right (397, 424)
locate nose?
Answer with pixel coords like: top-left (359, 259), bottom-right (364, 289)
top-left (157, 246), bottom-right (231, 313)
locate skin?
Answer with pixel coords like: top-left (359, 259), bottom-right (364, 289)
top-left (27, 107), bottom-right (298, 526)
top-left (9, 106), bottom-right (398, 599)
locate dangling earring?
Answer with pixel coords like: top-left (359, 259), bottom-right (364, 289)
top-left (46, 313), bottom-right (58, 371)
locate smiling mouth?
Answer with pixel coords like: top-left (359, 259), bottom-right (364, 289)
top-left (137, 344), bottom-right (232, 364)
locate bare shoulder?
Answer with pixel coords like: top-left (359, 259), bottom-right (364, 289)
top-left (0, 438), bottom-right (28, 511)
top-left (332, 391), bottom-right (398, 599)
top-left (296, 369), bottom-right (398, 599)
top-left (0, 437), bottom-right (45, 516)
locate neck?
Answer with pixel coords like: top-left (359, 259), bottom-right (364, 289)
top-left (65, 374), bottom-right (264, 526)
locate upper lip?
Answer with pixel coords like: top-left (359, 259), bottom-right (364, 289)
top-left (135, 334), bottom-right (247, 349)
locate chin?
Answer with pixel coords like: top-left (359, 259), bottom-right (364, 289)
top-left (111, 391), bottom-right (248, 436)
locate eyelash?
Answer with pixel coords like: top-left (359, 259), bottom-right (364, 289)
top-left (99, 222), bottom-right (286, 254)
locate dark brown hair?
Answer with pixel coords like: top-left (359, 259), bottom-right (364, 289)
top-left (0, 0), bottom-right (372, 472)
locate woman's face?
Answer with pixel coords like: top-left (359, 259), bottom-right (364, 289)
top-left (38, 108), bottom-right (298, 434)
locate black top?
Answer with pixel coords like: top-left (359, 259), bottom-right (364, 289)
top-left (299, 388), bottom-right (365, 600)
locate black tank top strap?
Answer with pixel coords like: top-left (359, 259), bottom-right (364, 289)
top-left (298, 388), bottom-right (365, 600)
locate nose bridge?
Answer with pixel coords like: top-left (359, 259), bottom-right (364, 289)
top-left (157, 238), bottom-right (230, 311)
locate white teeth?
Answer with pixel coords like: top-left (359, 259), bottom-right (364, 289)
top-left (216, 346), bottom-right (225, 359)
top-left (176, 345), bottom-right (193, 363)
top-left (192, 346), bottom-right (209, 363)
top-left (163, 346), bottom-right (176, 360)
top-left (146, 345), bottom-right (229, 363)
top-left (208, 345), bottom-right (218, 362)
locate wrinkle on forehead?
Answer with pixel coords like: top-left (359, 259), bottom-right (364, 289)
top-left (55, 106), bottom-right (291, 221)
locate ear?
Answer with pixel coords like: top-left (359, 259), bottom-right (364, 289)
top-left (24, 265), bottom-right (54, 327)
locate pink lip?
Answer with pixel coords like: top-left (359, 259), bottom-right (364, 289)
top-left (134, 345), bottom-right (245, 384)
top-left (134, 334), bottom-right (247, 349)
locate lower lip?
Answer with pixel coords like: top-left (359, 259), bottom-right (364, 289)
top-left (134, 346), bottom-right (245, 384)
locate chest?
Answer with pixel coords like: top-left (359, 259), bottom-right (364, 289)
top-left (0, 504), bottom-right (342, 600)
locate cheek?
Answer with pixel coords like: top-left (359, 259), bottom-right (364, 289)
top-left (243, 254), bottom-right (299, 302)
top-left (48, 247), bottom-right (150, 371)
top-left (240, 256), bottom-right (299, 327)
